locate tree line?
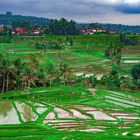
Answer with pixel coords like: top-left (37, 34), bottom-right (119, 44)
top-left (0, 51), bottom-right (139, 93)
top-left (0, 52), bottom-right (77, 93)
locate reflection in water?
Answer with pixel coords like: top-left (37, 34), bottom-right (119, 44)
top-left (23, 105), bottom-right (34, 122)
top-left (0, 101), bottom-right (13, 117)
top-left (0, 100), bottom-right (38, 125)
top-left (0, 101), bottom-right (20, 124)
top-left (15, 101), bottom-right (38, 122)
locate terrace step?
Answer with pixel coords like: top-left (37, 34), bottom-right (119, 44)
top-left (105, 93), bottom-right (137, 103)
top-left (105, 95), bottom-right (140, 107)
top-left (51, 122), bottom-right (87, 130)
top-left (105, 99), bottom-right (134, 108)
top-left (73, 105), bottom-right (97, 111)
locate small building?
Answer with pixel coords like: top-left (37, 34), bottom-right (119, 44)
top-left (94, 28), bottom-right (107, 33)
top-left (16, 28), bottom-right (25, 34)
top-left (80, 28), bottom-right (93, 35)
top-left (33, 28), bottom-right (44, 35)
top-left (80, 27), bottom-right (107, 35)
top-left (33, 30), bottom-right (40, 35)
top-left (108, 30), bottom-right (117, 34)
top-left (12, 28), bottom-right (25, 35)
top-left (0, 24), bottom-right (4, 32)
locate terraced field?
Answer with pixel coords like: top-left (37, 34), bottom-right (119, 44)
top-left (46, 50), bottom-right (112, 74)
top-left (1, 42), bottom-right (139, 76)
top-left (0, 39), bottom-right (140, 139)
top-left (121, 46), bottom-right (140, 73)
top-left (0, 43), bottom-right (40, 55)
top-left (0, 87), bottom-right (140, 139)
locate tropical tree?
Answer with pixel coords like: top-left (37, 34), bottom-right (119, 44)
top-left (59, 63), bottom-right (72, 86)
top-left (13, 58), bottom-right (25, 89)
top-left (0, 53), bottom-right (15, 92)
top-left (105, 43), bottom-right (123, 66)
top-left (46, 62), bottom-right (57, 87)
top-left (49, 18), bottom-right (79, 35)
top-left (0, 53), bottom-right (5, 93)
top-left (99, 69), bottom-right (121, 89)
top-left (131, 64), bottom-right (140, 88)
top-left (22, 55), bottom-right (39, 88)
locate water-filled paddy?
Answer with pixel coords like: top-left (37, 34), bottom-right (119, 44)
top-left (0, 88), bottom-right (140, 139)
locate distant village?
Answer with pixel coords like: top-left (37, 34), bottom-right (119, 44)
top-left (12, 27), bottom-right (45, 36)
top-left (0, 24), bottom-right (46, 36)
top-left (0, 22), bottom-right (118, 36)
top-left (80, 27), bottom-right (117, 35)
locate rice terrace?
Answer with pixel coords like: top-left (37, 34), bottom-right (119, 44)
top-left (0, 7), bottom-right (140, 140)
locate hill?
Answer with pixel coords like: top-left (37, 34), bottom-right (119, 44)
top-left (101, 23), bottom-right (140, 34)
top-left (0, 12), bottom-right (49, 26)
top-left (0, 12), bottom-right (140, 33)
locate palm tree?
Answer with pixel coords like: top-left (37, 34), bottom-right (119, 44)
top-left (36, 68), bottom-right (47, 86)
top-left (46, 62), bottom-right (57, 87)
top-left (0, 53), bottom-right (13, 92)
top-left (59, 63), bottom-right (73, 86)
top-left (0, 53), bottom-right (4, 93)
top-left (22, 55), bottom-right (39, 88)
top-left (13, 58), bottom-right (24, 90)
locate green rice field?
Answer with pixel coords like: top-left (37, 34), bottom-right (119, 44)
top-left (0, 35), bottom-right (140, 139)
top-left (0, 86), bottom-right (140, 139)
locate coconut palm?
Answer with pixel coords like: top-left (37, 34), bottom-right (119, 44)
top-left (59, 63), bottom-right (73, 86)
top-left (0, 53), bottom-right (14, 92)
top-left (21, 55), bottom-right (39, 88)
top-left (46, 62), bottom-right (57, 87)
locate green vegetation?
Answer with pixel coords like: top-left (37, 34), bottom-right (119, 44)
top-left (131, 64), bottom-right (140, 88)
top-left (0, 34), bottom-right (140, 139)
top-left (0, 12), bottom-right (49, 26)
top-left (48, 18), bottom-right (79, 35)
top-left (0, 86), bottom-right (140, 139)
top-left (1, 12), bottom-right (140, 34)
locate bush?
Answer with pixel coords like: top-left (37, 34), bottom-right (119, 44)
top-left (131, 64), bottom-right (140, 88)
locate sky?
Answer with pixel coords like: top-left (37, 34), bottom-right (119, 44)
top-left (0, 0), bottom-right (140, 25)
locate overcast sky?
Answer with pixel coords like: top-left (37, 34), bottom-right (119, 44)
top-left (0, 0), bottom-right (140, 25)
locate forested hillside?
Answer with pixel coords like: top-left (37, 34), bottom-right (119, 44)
top-left (0, 12), bottom-right (49, 26)
top-left (0, 12), bottom-right (140, 33)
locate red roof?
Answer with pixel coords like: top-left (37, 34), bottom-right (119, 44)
top-left (16, 28), bottom-right (25, 33)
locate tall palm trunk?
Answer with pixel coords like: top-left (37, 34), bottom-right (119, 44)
top-left (28, 80), bottom-right (31, 88)
top-left (28, 72), bottom-right (31, 88)
top-left (50, 78), bottom-right (52, 87)
top-left (2, 76), bottom-right (5, 93)
top-left (25, 81), bottom-right (27, 89)
top-left (63, 75), bottom-right (66, 86)
top-left (6, 73), bottom-right (9, 91)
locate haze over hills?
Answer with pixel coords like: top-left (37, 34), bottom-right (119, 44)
top-left (0, 12), bottom-right (140, 33)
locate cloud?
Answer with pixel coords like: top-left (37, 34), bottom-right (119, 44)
top-left (0, 0), bottom-right (140, 25)
top-left (116, 6), bottom-right (140, 14)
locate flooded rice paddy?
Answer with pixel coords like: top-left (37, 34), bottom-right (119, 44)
top-left (0, 89), bottom-right (140, 138)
